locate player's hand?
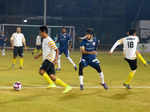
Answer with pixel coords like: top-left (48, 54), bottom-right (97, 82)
top-left (92, 51), bottom-right (97, 55)
top-left (11, 46), bottom-right (14, 50)
top-left (109, 51), bottom-right (112, 55)
top-left (24, 46), bottom-right (27, 50)
top-left (53, 59), bottom-right (58, 65)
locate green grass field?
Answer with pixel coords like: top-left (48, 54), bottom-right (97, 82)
top-left (0, 50), bottom-right (150, 112)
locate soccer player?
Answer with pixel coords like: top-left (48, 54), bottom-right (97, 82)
top-left (34, 26), bottom-right (72, 93)
top-left (109, 29), bottom-right (148, 89)
top-left (79, 28), bottom-right (108, 90)
top-left (10, 27), bottom-right (27, 69)
top-left (32, 34), bottom-right (42, 55)
top-left (0, 31), bottom-right (7, 56)
top-left (56, 27), bottom-right (77, 71)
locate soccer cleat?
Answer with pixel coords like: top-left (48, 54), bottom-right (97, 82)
top-left (56, 68), bottom-right (61, 71)
top-left (101, 83), bottom-right (108, 90)
top-left (63, 86), bottom-right (72, 93)
top-left (80, 84), bottom-right (84, 90)
top-left (74, 66), bottom-right (77, 71)
top-left (47, 84), bottom-right (56, 88)
top-left (123, 83), bottom-right (131, 89)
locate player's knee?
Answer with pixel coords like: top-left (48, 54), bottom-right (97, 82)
top-left (39, 69), bottom-right (45, 75)
top-left (49, 75), bottom-right (56, 81)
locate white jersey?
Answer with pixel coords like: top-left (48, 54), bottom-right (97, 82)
top-left (11, 32), bottom-right (25, 47)
top-left (42, 36), bottom-right (57, 62)
top-left (123, 36), bottom-right (139, 60)
top-left (36, 35), bottom-right (41, 46)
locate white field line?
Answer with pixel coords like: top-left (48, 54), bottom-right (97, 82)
top-left (0, 86), bottom-right (150, 89)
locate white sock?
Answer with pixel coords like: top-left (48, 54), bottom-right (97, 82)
top-left (2, 49), bottom-right (5, 56)
top-left (58, 55), bottom-right (61, 69)
top-left (79, 76), bottom-right (84, 85)
top-left (99, 72), bottom-right (105, 84)
top-left (67, 57), bottom-right (76, 67)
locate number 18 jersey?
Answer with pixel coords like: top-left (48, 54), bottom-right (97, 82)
top-left (123, 36), bottom-right (139, 60)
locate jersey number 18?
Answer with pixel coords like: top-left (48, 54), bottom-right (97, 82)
top-left (128, 41), bottom-right (134, 48)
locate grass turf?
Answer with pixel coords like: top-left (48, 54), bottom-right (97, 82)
top-left (0, 50), bottom-right (150, 112)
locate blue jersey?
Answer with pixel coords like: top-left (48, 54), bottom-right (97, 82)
top-left (58, 33), bottom-right (71, 50)
top-left (80, 37), bottom-right (98, 60)
top-left (0, 34), bottom-right (6, 46)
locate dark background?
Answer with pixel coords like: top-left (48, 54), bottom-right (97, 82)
top-left (0, 0), bottom-right (150, 47)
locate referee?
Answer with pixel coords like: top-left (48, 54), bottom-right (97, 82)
top-left (10, 27), bottom-right (27, 69)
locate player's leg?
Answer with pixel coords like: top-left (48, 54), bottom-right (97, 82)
top-left (46, 61), bottom-right (72, 93)
top-left (124, 58), bottom-right (137, 89)
top-left (89, 59), bottom-right (108, 90)
top-left (39, 60), bottom-right (56, 87)
top-left (1, 42), bottom-right (5, 56)
top-left (56, 49), bottom-right (63, 71)
top-left (65, 50), bottom-right (77, 71)
top-left (78, 59), bottom-right (87, 90)
top-left (18, 47), bottom-right (24, 69)
top-left (12, 47), bottom-right (18, 67)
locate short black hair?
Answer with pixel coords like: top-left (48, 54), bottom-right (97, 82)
top-left (86, 28), bottom-right (94, 35)
top-left (40, 26), bottom-right (48, 33)
top-left (128, 29), bottom-right (136, 35)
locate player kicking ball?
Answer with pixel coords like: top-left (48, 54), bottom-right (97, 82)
top-left (34, 26), bottom-right (72, 93)
top-left (79, 28), bottom-right (108, 90)
top-left (109, 29), bottom-right (148, 89)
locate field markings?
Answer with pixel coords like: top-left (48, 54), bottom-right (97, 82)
top-left (0, 86), bottom-right (150, 89)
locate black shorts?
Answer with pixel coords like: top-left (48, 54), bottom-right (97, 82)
top-left (40, 60), bottom-right (55, 75)
top-left (36, 45), bottom-right (41, 50)
top-left (125, 58), bottom-right (137, 70)
top-left (13, 46), bottom-right (24, 58)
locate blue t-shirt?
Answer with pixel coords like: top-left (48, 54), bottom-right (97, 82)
top-left (0, 34), bottom-right (6, 43)
top-left (58, 33), bottom-right (71, 50)
top-left (80, 37), bottom-right (98, 60)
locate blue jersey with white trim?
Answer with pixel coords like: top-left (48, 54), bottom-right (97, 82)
top-left (80, 37), bottom-right (98, 60)
top-left (58, 33), bottom-right (71, 50)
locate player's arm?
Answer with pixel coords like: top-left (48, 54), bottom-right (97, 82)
top-left (80, 46), bottom-right (97, 55)
top-left (22, 36), bottom-right (27, 50)
top-left (10, 35), bottom-right (14, 49)
top-left (109, 38), bottom-right (123, 54)
top-left (136, 50), bottom-right (147, 65)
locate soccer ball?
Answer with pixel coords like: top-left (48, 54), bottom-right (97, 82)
top-left (13, 81), bottom-right (22, 91)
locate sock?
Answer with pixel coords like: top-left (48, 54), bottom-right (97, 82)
top-left (79, 76), bottom-right (84, 85)
top-left (20, 58), bottom-right (24, 67)
top-left (12, 58), bottom-right (16, 65)
top-left (58, 55), bottom-right (61, 69)
top-left (55, 78), bottom-right (68, 87)
top-left (67, 57), bottom-right (76, 67)
top-left (125, 71), bottom-right (136, 84)
top-left (137, 53), bottom-right (147, 65)
top-left (2, 49), bottom-right (5, 55)
top-left (43, 73), bottom-right (55, 85)
top-left (99, 72), bottom-right (105, 84)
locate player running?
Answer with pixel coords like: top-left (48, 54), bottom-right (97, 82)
top-left (56, 27), bottom-right (77, 71)
top-left (79, 28), bottom-right (108, 90)
top-left (109, 29), bottom-right (148, 89)
top-left (0, 31), bottom-right (7, 56)
top-left (34, 26), bottom-right (72, 93)
top-left (10, 27), bottom-right (27, 69)
top-left (32, 34), bottom-right (42, 55)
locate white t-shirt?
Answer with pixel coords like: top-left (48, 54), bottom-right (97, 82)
top-left (36, 35), bottom-right (41, 46)
top-left (11, 32), bottom-right (25, 47)
top-left (42, 36), bottom-right (57, 62)
top-left (123, 36), bottom-right (139, 60)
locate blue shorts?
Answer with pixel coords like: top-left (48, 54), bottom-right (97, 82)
top-left (80, 58), bottom-right (100, 67)
top-left (59, 48), bottom-right (69, 57)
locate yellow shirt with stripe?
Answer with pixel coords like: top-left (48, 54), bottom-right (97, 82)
top-left (42, 36), bottom-right (57, 62)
